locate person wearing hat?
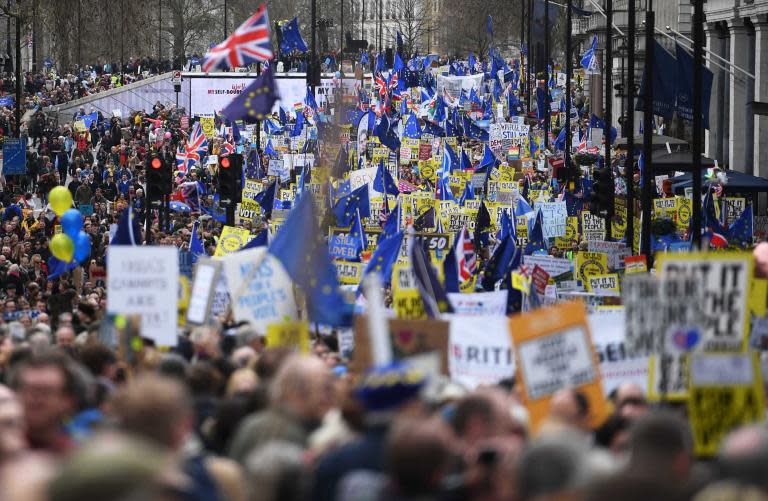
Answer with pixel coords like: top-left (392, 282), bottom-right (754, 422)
top-left (312, 362), bottom-right (426, 501)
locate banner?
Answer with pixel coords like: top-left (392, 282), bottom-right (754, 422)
top-left (449, 316), bottom-right (515, 390)
top-left (107, 247), bottom-right (179, 347)
top-left (447, 291), bottom-right (508, 316)
top-left (222, 248), bottom-right (298, 332)
top-left (436, 73), bottom-right (484, 101)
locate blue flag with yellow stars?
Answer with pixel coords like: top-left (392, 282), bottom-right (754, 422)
top-left (269, 194), bottom-right (350, 326)
top-left (411, 237), bottom-right (454, 317)
top-left (373, 160), bottom-right (400, 196)
top-left (727, 204), bottom-right (753, 247)
top-left (254, 181), bottom-right (277, 213)
top-left (463, 116), bottom-right (489, 141)
top-left (349, 209), bottom-right (368, 262)
top-left (525, 209), bottom-right (549, 255)
top-left (221, 66), bottom-right (278, 123)
top-left (361, 230), bottom-right (404, 289)
top-left (481, 234), bottom-right (519, 291)
top-left (333, 184), bottom-right (370, 227)
top-left (279, 18), bottom-right (309, 54)
top-left (403, 114), bottom-right (422, 139)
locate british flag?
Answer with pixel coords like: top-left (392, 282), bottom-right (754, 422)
top-left (202, 3), bottom-right (273, 72)
top-left (221, 141), bottom-right (235, 157)
top-left (456, 227), bottom-right (477, 282)
top-left (374, 73), bottom-right (388, 98)
top-left (176, 122), bottom-right (208, 173)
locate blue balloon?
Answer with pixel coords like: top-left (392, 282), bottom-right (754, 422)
top-left (74, 231), bottom-right (91, 263)
top-left (60, 209), bottom-right (83, 238)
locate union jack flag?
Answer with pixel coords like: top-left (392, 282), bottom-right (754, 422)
top-left (176, 122), bottom-right (208, 173)
top-left (374, 74), bottom-right (388, 98)
top-left (221, 141), bottom-right (235, 157)
top-left (456, 227), bottom-right (476, 282)
top-left (202, 3), bottom-right (273, 72)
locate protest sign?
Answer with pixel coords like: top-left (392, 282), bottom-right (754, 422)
top-left (611, 196), bottom-right (627, 240)
top-left (186, 258), bottom-right (222, 326)
top-left (589, 308), bottom-right (649, 396)
top-left (266, 320), bottom-right (310, 353)
top-left (687, 352), bottom-right (765, 456)
top-left (213, 226), bottom-right (252, 256)
top-left (199, 117), bottom-right (216, 139)
top-left (489, 121), bottom-right (530, 158)
top-left (107, 246), bottom-right (178, 347)
top-left (447, 291), bottom-right (508, 316)
top-left (653, 198), bottom-right (678, 220)
top-left (522, 255), bottom-right (572, 278)
top-left (538, 202), bottom-right (567, 238)
top-left (449, 316), bottom-right (515, 389)
top-left (329, 233), bottom-right (362, 261)
top-left (349, 166), bottom-right (378, 191)
top-left (509, 301), bottom-right (607, 430)
top-left (392, 263), bottom-right (427, 319)
top-left (586, 274), bottom-right (620, 296)
top-left (221, 248), bottom-right (298, 332)
top-left (588, 241), bottom-right (629, 270)
top-left (2, 138), bottom-right (26, 175)
top-left (575, 252), bottom-right (609, 283)
top-left (581, 212), bottom-right (606, 241)
top-left (335, 261), bottom-right (364, 286)
top-left (555, 217), bottom-right (579, 249)
top-left (657, 252), bottom-right (753, 352)
top-left (352, 317), bottom-right (450, 375)
top-left (210, 274), bottom-right (231, 318)
top-left (723, 197), bottom-right (746, 226)
top-left (436, 73), bottom-right (484, 101)
top-left (624, 255), bottom-right (648, 273)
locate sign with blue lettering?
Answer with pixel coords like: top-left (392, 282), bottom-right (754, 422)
top-left (2, 138), bottom-right (26, 175)
top-left (329, 234), bottom-right (360, 260)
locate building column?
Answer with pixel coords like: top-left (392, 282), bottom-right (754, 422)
top-left (705, 22), bottom-right (725, 163)
top-left (728, 19), bottom-right (751, 173)
top-left (754, 15), bottom-right (768, 180)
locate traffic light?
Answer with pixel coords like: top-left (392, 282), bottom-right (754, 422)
top-left (146, 154), bottom-right (171, 201)
top-left (591, 166), bottom-right (615, 217)
top-left (217, 154), bottom-right (243, 207)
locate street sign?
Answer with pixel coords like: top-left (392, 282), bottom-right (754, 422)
top-left (171, 71), bottom-right (182, 85)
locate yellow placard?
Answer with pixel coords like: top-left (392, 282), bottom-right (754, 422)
top-left (676, 196), bottom-right (693, 231)
top-left (392, 263), bottom-right (427, 320)
top-left (199, 117), bottom-right (216, 140)
top-left (335, 261), bottom-right (364, 285)
top-left (214, 226), bottom-right (252, 257)
top-left (575, 251), bottom-right (609, 283)
top-left (750, 278), bottom-right (767, 317)
top-left (555, 216), bottom-right (579, 249)
top-left (687, 352), bottom-right (765, 456)
top-left (612, 196), bottom-right (627, 240)
top-left (586, 273), bottom-right (620, 295)
top-left (653, 198), bottom-right (678, 220)
top-left (266, 320), bottom-right (310, 353)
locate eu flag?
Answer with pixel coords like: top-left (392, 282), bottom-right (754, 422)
top-left (524, 209), bottom-right (549, 255)
top-left (374, 114), bottom-right (401, 151)
top-left (473, 201), bottom-right (492, 249)
top-left (254, 181), bottom-right (277, 212)
top-left (727, 204), bottom-right (753, 246)
top-left (403, 114), bottom-right (422, 139)
top-left (481, 235), bottom-right (519, 291)
top-left (241, 229), bottom-right (269, 249)
top-left (189, 220), bottom-right (207, 259)
top-left (332, 145), bottom-right (349, 179)
top-left (381, 203), bottom-right (400, 240)
top-left (361, 230), bottom-right (404, 288)
top-left (280, 18), bottom-right (309, 54)
top-left (110, 205), bottom-right (142, 246)
top-left (463, 116), bottom-right (489, 141)
top-left (349, 209), bottom-right (368, 261)
top-left (373, 160), bottom-right (400, 196)
top-left (222, 68), bottom-right (279, 122)
top-left (333, 185), bottom-right (370, 226)
top-left (269, 193), bottom-right (349, 326)
top-left (422, 120), bottom-right (445, 137)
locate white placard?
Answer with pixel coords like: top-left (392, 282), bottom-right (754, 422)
top-left (449, 316), bottom-right (515, 390)
top-left (107, 247), bottom-right (179, 347)
top-left (221, 248), bottom-right (297, 332)
top-left (537, 202), bottom-right (567, 239)
top-left (447, 291), bottom-right (508, 316)
top-left (522, 255), bottom-right (573, 277)
top-left (349, 166), bottom-right (378, 191)
top-left (187, 259), bottom-right (220, 325)
top-left (517, 325), bottom-right (597, 400)
top-left (589, 309), bottom-right (649, 396)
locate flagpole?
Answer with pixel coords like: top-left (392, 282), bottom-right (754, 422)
top-left (564, 0), bottom-right (572, 183)
top-left (691, 0), bottom-right (703, 248)
top-left (543, 0), bottom-right (550, 150)
top-left (625, 0), bottom-right (635, 252)
top-left (640, 0), bottom-right (654, 261)
top-left (526, 0), bottom-right (532, 114)
top-left (603, 0), bottom-right (613, 236)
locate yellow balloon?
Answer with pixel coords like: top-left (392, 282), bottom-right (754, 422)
top-left (49, 186), bottom-right (73, 216)
top-left (50, 233), bottom-right (74, 262)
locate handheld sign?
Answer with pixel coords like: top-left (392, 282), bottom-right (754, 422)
top-left (509, 301), bottom-right (608, 431)
top-left (186, 258), bottom-right (222, 326)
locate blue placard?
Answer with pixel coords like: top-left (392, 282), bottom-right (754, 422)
top-left (78, 204), bottom-right (94, 216)
top-left (0, 96), bottom-right (14, 108)
top-left (328, 234), bottom-right (360, 261)
top-left (2, 138), bottom-right (26, 175)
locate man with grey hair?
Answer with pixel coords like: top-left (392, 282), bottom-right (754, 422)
top-left (717, 425), bottom-right (768, 491)
top-left (228, 354), bottom-right (334, 465)
top-left (516, 434), bottom-right (592, 501)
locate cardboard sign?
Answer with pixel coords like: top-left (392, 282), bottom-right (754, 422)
top-left (266, 320), bottom-right (310, 353)
top-left (509, 301), bottom-right (608, 430)
top-left (586, 274), bottom-right (620, 296)
top-left (187, 258), bottom-right (222, 326)
top-left (221, 248), bottom-right (297, 332)
top-left (581, 212), bottom-right (606, 242)
top-left (107, 247), bottom-right (179, 347)
top-left (449, 316), bottom-right (515, 390)
top-left (351, 316), bottom-right (450, 375)
top-left (657, 252), bottom-right (753, 352)
top-left (214, 226), bottom-right (252, 257)
top-left (538, 202), bottom-right (567, 239)
top-left (687, 352), bottom-right (765, 456)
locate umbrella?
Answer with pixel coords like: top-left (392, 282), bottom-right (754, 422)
top-left (169, 201), bottom-right (191, 213)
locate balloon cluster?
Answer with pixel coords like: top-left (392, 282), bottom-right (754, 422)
top-left (48, 186), bottom-right (91, 264)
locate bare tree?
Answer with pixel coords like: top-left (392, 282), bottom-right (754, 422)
top-left (164, 0), bottom-right (216, 63)
top-left (387, 0), bottom-right (432, 55)
top-left (440, 0), bottom-right (523, 59)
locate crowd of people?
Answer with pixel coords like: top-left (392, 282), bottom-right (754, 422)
top-left (0, 11), bottom-right (764, 500)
